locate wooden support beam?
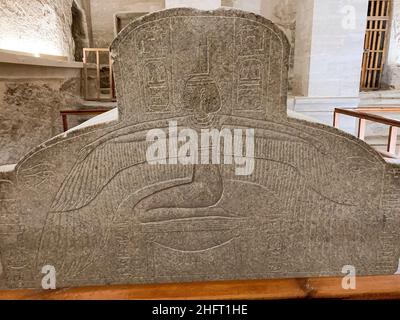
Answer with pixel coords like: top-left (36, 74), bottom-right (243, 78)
top-left (388, 126), bottom-right (398, 154)
top-left (357, 118), bottom-right (366, 140)
top-left (96, 50), bottom-right (100, 101)
top-left (83, 50), bottom-right (88, 100)
top-left (62, 114), bottom-right (68, 132)
top-left (0, 275), bottom-right (399, 300)
top-left (334, 108), bottom-right (400, 128)
top-left (333, 110), bottom-right (340, 128)
top-left (109, 53), bottom-right (113, 100)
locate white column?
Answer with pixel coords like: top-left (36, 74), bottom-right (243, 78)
top-left (165, 0), bottom-right (221, 10)
top-left (292, 0), bottom-right (369, 133)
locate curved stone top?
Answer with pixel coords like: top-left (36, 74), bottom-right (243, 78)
top-left (110, 8), bottom-right (290, 123)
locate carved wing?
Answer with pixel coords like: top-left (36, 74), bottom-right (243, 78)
top-left (37, 135), bottom-right (148, 278)
top-left (51, 136), bottom-right (148, 212)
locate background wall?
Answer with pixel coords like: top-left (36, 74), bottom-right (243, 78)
top-left (88, 0), bottom-right (296, 75)
top-left (0, 0), bottom-right (75, 59)
top-left (90, 0), bottom-right (164, 48)
top-left (0, 0), bottom-right (83, 165)
top-left (0, 58), bottom-right (82, 165)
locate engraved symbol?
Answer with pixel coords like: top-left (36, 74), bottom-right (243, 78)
top-left (146, 62), bottom-right (167, 84)
top-left (239, 24), bottom-right (265, 54)
top-left (137, 25), bottom-right (169, 57)
top-left (183, 76), bottom-right (221, 125)
top-left (240, 59), bottom-right (262, 81)
top-left (237, 59), bottom-right (263, 111)
top-left (182, 34), bottom-right (221, 125)
top-left (194, 35), bottom-right (210, 74)
top-left (144, 61), bottom-right (170, 112)
top-left (137, 22), bottom-right (172, 113)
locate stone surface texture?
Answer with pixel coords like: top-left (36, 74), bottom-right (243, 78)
top-left (0, 0), bottom-right (75, 59)
top-left (90, 0), bottom-right (164, 48)
top-left (0, 8), bottom-right (399, 289)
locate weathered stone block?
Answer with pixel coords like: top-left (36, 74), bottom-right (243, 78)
top-left (0, 8), bottom-right (399, 289)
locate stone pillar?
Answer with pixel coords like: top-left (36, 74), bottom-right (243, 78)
top-left (165, 0), bottom-right (221, 10)
top-left (292, 0), bottom-right (369, 132)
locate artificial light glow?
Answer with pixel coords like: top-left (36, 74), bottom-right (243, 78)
top-left (0, 36), bottom-right (64, 57)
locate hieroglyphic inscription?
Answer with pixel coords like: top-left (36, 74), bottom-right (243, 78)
top-left (137, 23), bottom-right (171, 112)
top-left (236, 22), bottom-right (266, 111)
top-left (1, 9), bottom-right (399, 289)
top-left (182, 34), bottom-right (221, 124)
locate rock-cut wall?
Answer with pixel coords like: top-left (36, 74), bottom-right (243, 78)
top-left (0, 0), bottom-right (75, 59)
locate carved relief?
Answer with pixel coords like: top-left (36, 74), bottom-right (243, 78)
top-left (181, 34), bottom-right (221, 125)
top-left (234, 20), bottom-right (270, 112)
top-left (0, 179), bottom-right (28, 287)
top-left (144, 61), bottom-right (170, 112)
top-left (237, 59), bottom-right (263, 110)
top-left (182, 76), bottom-right (221, 125)
top-left (136, 24), bottom-right (170, 57)
top-left (0, 9), bottom-right (399, 289)
top-left (238, 24), bottom-right (265, 55)
top-left (137, 22), bottom-right (172, 113)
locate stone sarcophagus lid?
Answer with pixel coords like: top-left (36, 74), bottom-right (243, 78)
top-left (0, 8), bottom-right (400, 289)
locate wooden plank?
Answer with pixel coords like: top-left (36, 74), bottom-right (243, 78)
top-left (62, 114), bottom-right (68, 132)
top-left (367, 19), bottom-right (376, 88)
top-left (378, 0), bottom-right (390, 87)
top-left (367, 1), bottom-right (377, 89)
top-left (361, 29), bottom-right (370, 88)
top-left (361, 0), bottom-right (391, 90)
top-left (0, 276), bottom-right (399, 300)
top-left (388, 126), bottom-right (398, 154)
top-left (109, 53), bottom-right (114, 100)
top-left (335, 108), bottom-right (400, 127)
top-left (83, 49), bottom-right (88, 100)
top-left (60, 108), bottom-right (112, 132)
top-left (372, 21), bottom-right (382, 87)
top-left (333, 110), bottom-right (340, 127)
top-left (358, 118), bottom-right (367, 140)
top-left (96, 50), bottom-right (101, 100)
top-left (378, 149), bottom-right (400, 159)
top-left (357, 105), bottom-right (400, 111)
top-left (60, 109), bottom-right (112, 115)
top-left (83, 48), bottom-right (110, 52)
